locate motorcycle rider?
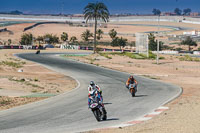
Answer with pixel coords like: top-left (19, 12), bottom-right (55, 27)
top-left (88, 81), bottom-right (106, 113)
top-left (126, 75), bottom-right (138, 92)
top-left (88, 81), bottom-right (103, 107)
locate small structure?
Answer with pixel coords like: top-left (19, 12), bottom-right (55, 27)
top-left (135, 33), bottom-right (149, 56)
top-left (183, 30), bottom-right (200, 36)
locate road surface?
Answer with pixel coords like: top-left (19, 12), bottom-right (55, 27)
top-left (0, 52), bottom-right (182, 133)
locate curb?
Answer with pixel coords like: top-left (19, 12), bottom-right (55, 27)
top-left (96, 106), bottom-right (169, 131)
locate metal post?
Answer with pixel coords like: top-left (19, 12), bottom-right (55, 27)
top-left (147, 34), bottom-right (149, 58)
top-left (157, 15), bottom-right (160, 65)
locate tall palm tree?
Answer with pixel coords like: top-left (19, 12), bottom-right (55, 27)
top-left (84, 2), bottom-right (109, 53)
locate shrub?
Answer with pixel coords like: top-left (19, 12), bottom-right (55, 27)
top-left (0, 61), bottom-right (23, 68)
top-left (179, 55), bottom-right (200, 62)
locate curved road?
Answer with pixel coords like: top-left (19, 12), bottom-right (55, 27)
top-left (0, 52), bottom-right (181, 133)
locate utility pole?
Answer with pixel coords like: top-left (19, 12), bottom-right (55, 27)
top-left (156, 15), bottom-right (160, 65)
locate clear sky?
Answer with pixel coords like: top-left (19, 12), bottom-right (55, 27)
top-left (0, 0), bottom-right (200, 14)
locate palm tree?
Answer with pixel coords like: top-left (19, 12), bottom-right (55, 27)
top-left (61, 32), bottom-right (68, 43)
top-left (84, 2), bottom-right (109, 53)
top-left (81, 29), bottom-right (93, 42)
top-left (109, 29), bottom-right (117, 40)
top-left (70, 36), bottom-right (78, 44)
top-left (97, 29), bottom-right (104, 41)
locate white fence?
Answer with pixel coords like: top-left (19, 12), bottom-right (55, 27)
top-left (60, 44), bottom-right (79, 50)
top-left (22, 45), bottom-right (32, 49)
top-left (193, 51), bottom-right (200, 55)
top-left (152, 51), bottom-right (179, 54)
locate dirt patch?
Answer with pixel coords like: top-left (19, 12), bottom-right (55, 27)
top-left (0, 49), bottom-right (77, 111)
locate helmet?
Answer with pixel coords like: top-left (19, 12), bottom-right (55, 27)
top-left (88, 81), bottom-right (96, 94)
top-left (90, 81), bottom-right (95, 86)
top-left (130, 75), bottom-right (134, 81)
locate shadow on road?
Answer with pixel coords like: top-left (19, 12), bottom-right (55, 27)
top-left (104, 103), bottom-right (112, 105)
top-left (105, 118), bottom-right (119, 121)
top-left (134, 95), bottom-right (148, 97)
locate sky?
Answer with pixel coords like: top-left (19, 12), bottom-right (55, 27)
top-left (0, 0), bottom-right (200, 14)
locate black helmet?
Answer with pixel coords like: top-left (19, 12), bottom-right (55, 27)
top-left (90, 81), bottom-right (95, 86)
top-left (130, 75), bottom-right (134, 80)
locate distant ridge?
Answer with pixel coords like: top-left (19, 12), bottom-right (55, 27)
top-left (0, 10), bottom-right (23, 15)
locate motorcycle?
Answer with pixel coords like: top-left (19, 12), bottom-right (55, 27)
top-left (35, 50), bottom-right (40, 54)
top-left (89, 93), bottom-right (107, 122)
top-left (128, 83), bottom-right (137, 97)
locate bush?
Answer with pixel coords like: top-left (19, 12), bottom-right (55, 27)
top-left (0, 61), bottom-right (23, 68)
top-left (99, 51), bottom-right (157, 60)
top-left (179, 55), bottom-right (200, 62)
top-left (99, 53), bottom-right (112, 59)
top-left (20, 33), bottom-right (33, 45)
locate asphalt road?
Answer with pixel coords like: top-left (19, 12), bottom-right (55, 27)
top-left (0, 52), bottom-right (182, 133)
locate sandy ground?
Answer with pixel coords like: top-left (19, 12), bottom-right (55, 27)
top-left (0, 22), bottom-right (171, 44)
top-left (0, 49), bottom-right (77, 111)
top-left (65, 53), bottom-right (200, 133)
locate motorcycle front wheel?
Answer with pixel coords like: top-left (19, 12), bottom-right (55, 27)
top-left (130, 88), bottom-right (135, 97)
top-left (93, 109), bottom-right (101, 122)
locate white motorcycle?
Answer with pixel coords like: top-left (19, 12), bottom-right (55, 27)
top-left (89, 91), bottom-right (107, 121)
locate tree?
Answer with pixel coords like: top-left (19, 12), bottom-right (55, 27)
top-left (70, 36), bottom-right (78, 44)
top-left (97, 29), bottom-right (104, 40)
top-left (8, 39), bottom-right (12, 45)
top-left (118, 37), bottom-right (127, 49)
top-left (152, 8), bottom-right (161, 16)
top-left (36, 36), bottom-right (44, 45)
top-left (183, 8), bottom-right (191, 15)
top-left (109, 29), bottom-right (117, 40)
top-left (20, 33), bottom-right (33, 45)
top-left (43, 34), bottom-right (59, 44)
top-left (81, 29), bottom-right (93, 42)
top-left (111, 37), bottom-right (127, 49)
top-left (111, 37), bottom-right (119, 47)
top-left (61, 32), bottom-right (68, 42)
top-left (148, 33), bottom-right (163, 51)
top-left (174, 8), bottom-right (182, 15)
top-left (181, 36), bottom-right (197, 51)
top-left (83, 2), bottom-right (109, 53)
